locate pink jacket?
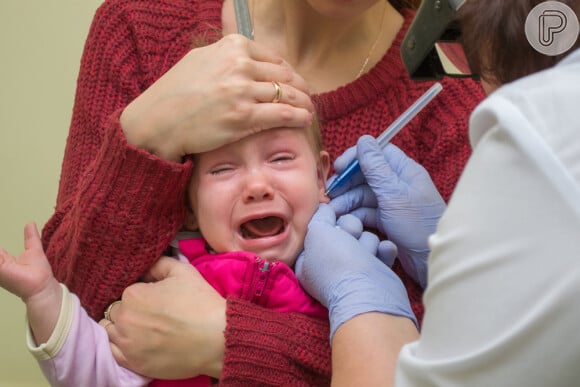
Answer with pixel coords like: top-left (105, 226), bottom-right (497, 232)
top-left (182, 238), bottom-right (326, 316)
top-left (152, 238), bottom-right (327, 386)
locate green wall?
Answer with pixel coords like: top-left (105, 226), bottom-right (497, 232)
top-left (0, 1), bottom-right (103, 386)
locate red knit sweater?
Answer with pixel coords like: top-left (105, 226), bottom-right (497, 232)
top-left (41, 0), bottom-right (485, 385)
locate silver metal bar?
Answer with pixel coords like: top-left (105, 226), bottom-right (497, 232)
top-left (233, 0), bottom-right (253, 39)
top-left (448, 0), bottom-right (466, 11)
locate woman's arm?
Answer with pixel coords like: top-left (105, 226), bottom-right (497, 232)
top-left (223, 298), bottom-right (331, 385)
top-left (41, 0), bottom-right (194, 319)
top-left (331, 313), bottom-right (418, 387)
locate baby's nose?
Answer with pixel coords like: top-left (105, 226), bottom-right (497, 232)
top-left (242, 170), bottom-right (275, 202)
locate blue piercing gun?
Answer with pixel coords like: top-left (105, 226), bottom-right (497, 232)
top-left (325, 82), bottom-right (443, 196)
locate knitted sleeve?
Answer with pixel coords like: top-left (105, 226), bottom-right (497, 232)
top-left (41, 0), bottom-right (194, 320)
top-left (222, 297), bottom-right (331, 386)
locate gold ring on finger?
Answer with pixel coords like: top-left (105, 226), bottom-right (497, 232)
top-left (271, 81), bottom-right (282, 103)
top-left (104, 300), bottom-right (122, 323)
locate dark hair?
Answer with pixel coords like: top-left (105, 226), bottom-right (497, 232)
top-left (459, 0), bottom-right (580, 85)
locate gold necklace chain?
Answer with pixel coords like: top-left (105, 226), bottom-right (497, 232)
top-left (355, 2), bottom-right (387, 78)
top-left (249, 0), bottom-right (386, 79)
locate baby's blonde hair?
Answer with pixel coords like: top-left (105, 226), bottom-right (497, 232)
top-left (306, 114), bottom-right (324, 154)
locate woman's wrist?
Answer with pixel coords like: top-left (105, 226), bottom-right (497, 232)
top-left (195, 297), bottom-right (227, 378)
top-left (331, 312), bottom-right (418, 386)
top-left (120, 102), bottom-right (183, 163)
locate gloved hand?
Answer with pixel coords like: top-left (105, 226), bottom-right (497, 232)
top-left (295, 204), bottom-right (416, 341)
top-left (336, 213), bottom-right (398, 266)
top-left (329, 136), bottom-right (446, 288)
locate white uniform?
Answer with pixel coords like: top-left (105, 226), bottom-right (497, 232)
top-left (396, 49), bottom-right (580, 387)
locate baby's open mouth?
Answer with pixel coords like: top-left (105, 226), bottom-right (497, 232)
top-left (240, 216), bottom-right (285, 239)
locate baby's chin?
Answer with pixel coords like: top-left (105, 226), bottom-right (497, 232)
top-left (229, 230), bottom-right (303, 267)
top-left (252, 248), bottom-right (299, 268)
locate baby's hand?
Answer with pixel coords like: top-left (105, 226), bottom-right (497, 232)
top-left (0, 222), bottom-right (57, 302)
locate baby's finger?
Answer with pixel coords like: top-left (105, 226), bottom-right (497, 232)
top-left (23, 222), bottom-right (43, 252)
top-left (0, 248), bottom-right (28, 296)
top-left (0, 247), bottom-right (17, 278)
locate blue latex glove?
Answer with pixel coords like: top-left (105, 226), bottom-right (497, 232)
top-left (336, 214), bottom-right (398, 266)
top-left (295, 204), bottom-right (417, 341)
top-left (329, 136), bottom-right (446, 289)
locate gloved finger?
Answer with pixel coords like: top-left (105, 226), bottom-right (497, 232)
top-left (333, 145), bottom-right (357, 172)
top-left (356, 137), bottom-right (404, 196)
top-left (357, 231), bottom-right (380, 255)
top-left (336, 214), bottom-right (363, 238)
top-left (359, 138), bottom-right (438, 199)
top-left (377, 240), bottom-right (398, 267)
top-left (379, 141), bottom-right (430, 186)
top-left (328, 184), bottom-right (377, 216)
top-left (348, 207), bottom-right (379, 230)
top-left (294, 250), bottom-right (306, 278)
top-left (326, 144), bottom-right (368, 198)
top-left (308, 203), bottom-right (337, 227)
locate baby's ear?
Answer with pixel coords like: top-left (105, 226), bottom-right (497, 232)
top-left (184, 209), bottom-right (199, 231)
top-left (317, 150), bottom-right (331, 203)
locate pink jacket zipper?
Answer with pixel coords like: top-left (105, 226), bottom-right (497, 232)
top-left (251, 257), bottom-right (276, 303)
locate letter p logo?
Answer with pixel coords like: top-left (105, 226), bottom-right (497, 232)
top-left (539, 9), bottom-right (567, 46)
top-left (526, 1), bottom-right (579, 56)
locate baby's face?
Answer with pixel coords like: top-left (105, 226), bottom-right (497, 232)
top-left (188, 128), bottom-right (329, 266)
